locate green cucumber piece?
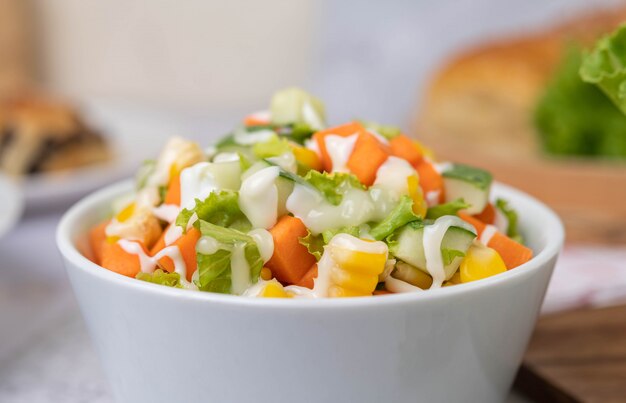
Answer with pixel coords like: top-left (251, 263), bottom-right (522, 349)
top-left (270, 88), bottom-right (326, 129)
top-left (388, 222), bottom-right (476, 280)
top-left (442, 164), bottom-right (492, 215)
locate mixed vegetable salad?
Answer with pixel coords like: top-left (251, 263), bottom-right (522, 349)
top-left (88, 88), bottom-right (533, 298)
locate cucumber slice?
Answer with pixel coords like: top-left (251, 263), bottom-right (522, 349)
top-left (276, 176), bottom-right (295, 217)
top-left (209, 160), bottom-right (242, 191)
top-left (270, 88), bottom-right (326, 129)
top-left (392, 261), bottom-right (433, 289)
top-left (388, 222), bottom-right (476, 280)
top-left (442, 164), bottom-right (492, 215)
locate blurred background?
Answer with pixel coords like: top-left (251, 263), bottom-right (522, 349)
top-left (1, 0), bottom-right (625, 401)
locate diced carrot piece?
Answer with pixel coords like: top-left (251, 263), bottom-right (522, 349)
top-left (346, 132), bottom-right (390, 186)
top-left (296, 263), bottom-right (318, 289)
top-left (101, 241), bottom-right (147, 278)
top-left (266, 216), bottom-right (317, 285)
top-left (244, 113), bottom-right (270, 127)
top-left (389, 135), bottom-right (423, 166)
top-left (459, 213), bottom-right (533, 270)
top-left (415, 160), bottom-right (444, 203)
top-left (88, 220), bottom-right (109, 265)
top-left (474, 203), bottom-right (496, 225)
top-left (313, 122), bottom-right (365, 172)
top-left (164, 174), bottom-right (181, 206)
top-left (151, 226), bottom-right (201, 282)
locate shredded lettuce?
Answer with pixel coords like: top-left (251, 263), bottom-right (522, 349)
top-left (303, 171), bottom-right (365, 206)
top-left (176, 190), bottom-right (250, 232)
top-left (136, 269), bottom-right (182, 288)
top-left (426, 198), bottom-right (470, 220)
top-left (321, 226), bottom-right (360, 243)
top-left (298, 230), bottom-right (325, 261)
top-left (535, 48), bottom-right (626, 157)
top-left (580, 25), bottom-right (626, 114)
top-left (195, 220), bottom-right (263, 294)
top-left (252, 135), bottom-right (292, 159)
top-left (370, 196), bottom-right (420, 240)
top-left (495, 198), bottom-right (523, 244)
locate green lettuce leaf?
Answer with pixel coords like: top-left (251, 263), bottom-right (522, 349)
top-left (370, 195), bottom-right (420, 240)
top-left (495, 198), bottom-right (523, 244)
top-left (426, 198), bottom-right (470, 220)
top-left (441, 248), bottom-right (466, 266)
top-left (580, 25), bottom-right (626, 114)
top-left (252, 135), bottom-right (292, 159)
top-left (321, 226), bottom-right (360, 244)
top-left (176, 190), bottom-right (250, 232)
top-left (535, 48), bottom-right (626, 158)
top-left (195, 220), bottom-right (263, 294)
top-left (298, 230), bottom-right (325, 261)
top-left (303, 171), bottom-right (365, 205)
top-left (136, 269), bottom-right (182, 288)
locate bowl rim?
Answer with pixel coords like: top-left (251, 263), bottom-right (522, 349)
top-left (56, 179), bottom-right (564, 310)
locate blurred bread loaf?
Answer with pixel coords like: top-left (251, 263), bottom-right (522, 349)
top-left (0, 0), bottom-right (33, 97)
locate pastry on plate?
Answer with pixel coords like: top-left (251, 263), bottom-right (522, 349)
top-left (0, 96), bottom-right (109, 176)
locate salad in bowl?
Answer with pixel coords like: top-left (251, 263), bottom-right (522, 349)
top-left (87, 88), bottom-right (533, 299)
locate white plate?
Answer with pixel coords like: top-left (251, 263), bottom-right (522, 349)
top-left (0, 174), bottom-right (23, 238)
top-left (20, 100), bottom-right (202, 210)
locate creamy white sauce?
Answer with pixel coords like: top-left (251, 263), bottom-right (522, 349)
top-left (239, 166), bottom-right (280, 229)
top-left (195, 235), bottom-right (220, 255)
top-left (152, 204), bottom-right (180, 223)
top-left (302, 101), bottom-right (324, 131)
top-left (385, 276), bottom-right (423, 293)
top-left (135, 186), bottom-right (161, 208)
top-left (305, 137), bottom-right (321, 156)
top-left (117, 239), bottom-right (196, 289)
top-left (248, 228), bottom-right (274, 263)
top-left (213, 152), bottom-right (240, 163)
top-left (435, 162), bottom-right (453, 174)
top-left (493, 208), bottom-right (509, 234)
top-left (180, 162), bottom-right (219, 210)
top-left (480, 225), bottom-right (498, 245)
top-left (267, 152), bottom-right (297, 174)
top-left (283, 285), bottom-right (316, 298)
top-left (425, 190), bottom-right (441, 207)
top-left (164, 224), bottom-right (183, 246)
top-left (373, 156), bottom-right (416, 196)
top-left (234, 129), bottom-right (276, 145)
top-left (325, 133), bottom-right (359, 172)
top-left (230, 243), bottom-right (251, 295)
top-left (422, 216), bottom-right (476, 289)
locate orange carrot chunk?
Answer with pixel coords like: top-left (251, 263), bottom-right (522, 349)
top-left (151, 226), bottom-right (201, 282)
top-left (389, 135), bottom-right (423, 166)
top-left (296, 263), bottom-right (318, 289)
top-left (101, 241), bottom-right (147, 278)
top-left (346, 131), bottom-right (390, 186)
top-left (313, 121), bottom-right (365, 172)
top-left (88, 220), bottom-right (109, 265)
top-left (164, 174), bottom-right (181, 206)
top-left (415, 160), bottom-right (444, 203)
top-left (459, 213), bottom-right (533, 270)
top-left (473, 203), bottom-right (496, 225)
top-left (266, 216), bottom-right (317, 285)
top-left (244, 113), bottom-right (270, 127)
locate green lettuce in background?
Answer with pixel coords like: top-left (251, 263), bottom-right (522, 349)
top-left (535, 48), bottom-right (626, 158)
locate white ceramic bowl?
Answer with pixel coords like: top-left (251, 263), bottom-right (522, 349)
top-left (57, 180), bottom-right (564, 403)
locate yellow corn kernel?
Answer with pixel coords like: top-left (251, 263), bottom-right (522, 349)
top-left (329, 265), bottom-right (379, 294)
top-left (331, 249), bottom-right (387, 276)
top-left (260, 281), bottom-right (292, 298)
top-left (260, 267), bottom-right (273, 281)
top-left (328, 285), bottom-right (367, 298)
top-left (291, 145), bottom-right (322, 171)
top-left (116, 202), bottom-right (135, 223)
top-left (407, 175), bottom-right (427, 217)
top-left (326, 244), bottom-right (387, 297)
top-left (460, 243), bottom-right (506, 283)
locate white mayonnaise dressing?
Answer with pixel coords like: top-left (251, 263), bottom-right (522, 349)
top-left (234, 129), bottom-right (276, 145)
top-left (305, 137), bottom-right (321, 156)
top-left (230, 243), bottom-right (251, 295)
top-left (152, 204), bottom-right (180, 223)
top-left (480, 225), bottom-right (498, 245)
top-left (373, 156), bottom-right (416, 196)
top-left (267, 152), bottom-right (297, 174)
top-left (434, 162), bottom-right (453, 174)
top-left (385, 275), bottom-right (423, 293)
top-left (302, 101), bottom-right (324, 131)
top-left (180, 162), bottom-right (219, 210)
top-left (313, 234), bottom-right (388, 298)
top-left (213, 152), bottom-right (240, 163)
top-left (164, 224), bottom-right (183, 246)
top-left (425, 190), bottom-right (441, 207)
top-left (135, 186), bottom-right (161, 208)
top-left (117, 239), bottom-right (196, 289)
top-left (248, 228), bottom-right (274, 263)
top-left (493, 208), bottom-right (509, 234)
top-left (284, 285), bottom-right (316, 298)
top-left (195, 235), bottom-right (220, 255)
top-left (422, 216), bottom-right (476, 289)
top-left (325, 133), bottom-right (359, 172)
top-left (239, 166), bottom-right (280, 229)
top-left (242, 279), bottom-right (269, 297)
top-left (286, 184), bottom-right (376, 234)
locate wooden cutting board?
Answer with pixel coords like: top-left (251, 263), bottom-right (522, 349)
top-left (514, 304), bottom-right (626, 402)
